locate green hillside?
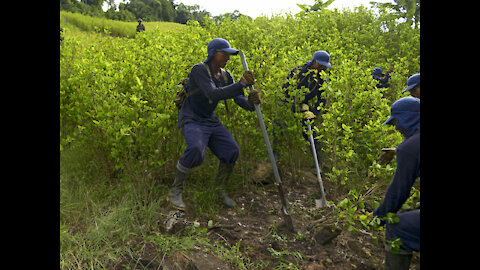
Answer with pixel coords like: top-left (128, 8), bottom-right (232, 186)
top-left (60, 11), bottom-right (185, 38)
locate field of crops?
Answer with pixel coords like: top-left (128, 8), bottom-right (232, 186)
top-left (60, 6), bottom-right (420, 269)
top-left (61, 11), bottom-right (185, 38)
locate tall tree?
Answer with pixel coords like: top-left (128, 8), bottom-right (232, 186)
top-left (297, 0), bottom-right (335, 13)
top-left (122, 0), bottom-right (175, 21)
top-left (61, 0), bottom-right (105, 16)
top-left (370, 0), bottom-right (420, 28)
top-left (213, 10), bottom-right (252, 22)
top-left (172, 3), bottom-right (210, 25)
top-left (81, 0), bottom-right (104, 8)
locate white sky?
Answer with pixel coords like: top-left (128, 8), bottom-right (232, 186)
top-left (104, 0), bottom-right (395, 18)
top-left (177, 0), bottom-right (393, 18)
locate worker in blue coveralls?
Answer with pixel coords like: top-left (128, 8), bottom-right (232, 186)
top-left (373, 96), bottom-right (420, 270)
top-left (372, 66), bottom-right (393, 89)
top-left (168, 38), bottom-right (260, 211)
top-left (379, 73), bottom-right (420, 165)
top-left (402, 73), bottom-right (420, 99)
top-left (274, 50), bottom-right (331, 164)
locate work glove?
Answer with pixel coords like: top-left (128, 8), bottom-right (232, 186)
top-left (379, 148), bottom-right (396, 165)
top-left (247, 89), bottom-right (261, 106)
top-left (240, 70), bottom-right (255, 86)
top-left (301, 104), bottom-right (316, 120)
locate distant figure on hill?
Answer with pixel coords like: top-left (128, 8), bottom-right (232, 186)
top-left (136, 19), bottom-right (145, 32)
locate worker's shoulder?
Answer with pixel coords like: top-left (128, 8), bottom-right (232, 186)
top-left (191, 63), bottom-right (232, 78)
top-left (397, 131), bottom-right (420, 156)
top-left (191, 62), bottom-right (205, 69)
top-left (190, 62), bottom-right (209, 76)
top-left (292, 63), bottom-right (307, 73)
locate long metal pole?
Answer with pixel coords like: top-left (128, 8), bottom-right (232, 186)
top-left (307, 124), bottom-right (327, 208)
top-left (239, 51), bottom-right (294, 233)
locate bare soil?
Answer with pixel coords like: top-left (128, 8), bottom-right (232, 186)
top-left (118, 161), bottom-right (420, 269)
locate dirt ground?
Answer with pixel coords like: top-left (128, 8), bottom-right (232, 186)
top-left (119, 161), bottom-right (420, 269)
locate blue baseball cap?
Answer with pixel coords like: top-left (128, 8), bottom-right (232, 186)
top-left (204, 38), bottom-right (239, 63)
top-left (402, 73), bottom-right (420, 93)
top-left (372, 67), bottom-right (383, 75)
top-left (383, 96), bottom-right (420, 126)
top-left (311, 50), bottom-right (331, 68)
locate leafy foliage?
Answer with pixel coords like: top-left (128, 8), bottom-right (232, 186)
top-left (60, 6), bottom-right (419, 192)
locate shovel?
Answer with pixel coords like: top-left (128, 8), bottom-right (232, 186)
top-left (239, 51), bottom-right (295, 233)
top-left (307, 123), bottom-right (327, 208)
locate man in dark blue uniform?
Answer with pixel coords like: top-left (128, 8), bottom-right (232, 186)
top-left (402, 73), bottom-right (420, 99)
top-left (168, 38), bottom-right (260, 210)
top-left (373, 96), bottom-right (420, 270)
top-left (371, 67), bottom-right (393, 89)
top-left (379, 73), bottom-right (420, 166)
top-left (275, 50), bottom-right (331, 163)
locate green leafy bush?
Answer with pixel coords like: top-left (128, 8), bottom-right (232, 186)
top-left (60, 7), bottom-right (419, 190)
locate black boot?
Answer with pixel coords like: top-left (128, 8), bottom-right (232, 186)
top-left (168, 161), bottom-right (190, 211)
top-left (384, 245), bottom-right (412, 270)
top-left (214, 162), bottom-right (236, 207)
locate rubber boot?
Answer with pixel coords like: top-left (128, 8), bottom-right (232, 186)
top-left (384, 245), bottom-right (412, 270)
top-left (168, 161), bottom-right (190, 211)
top-left (214, 162), bottom-right (236, 207)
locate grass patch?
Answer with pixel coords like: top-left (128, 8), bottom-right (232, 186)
top-left (59, 144), bottom-right (236, 268)
top-left (60, 145), bottom-right (166, 268)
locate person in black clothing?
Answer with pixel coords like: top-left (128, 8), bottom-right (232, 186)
top-left (373, 96), bottom-right (420, 270)
top-left (136, 19), bottom-right (145, 32)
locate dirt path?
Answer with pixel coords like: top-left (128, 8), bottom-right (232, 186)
top-left (120, 163), bottom-right (420, 269)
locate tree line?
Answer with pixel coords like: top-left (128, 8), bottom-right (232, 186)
top-left (60, 0), bottom-right (252, 25)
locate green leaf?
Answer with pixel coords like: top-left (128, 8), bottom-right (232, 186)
top-left (337, 198), bottom-right (351, 209)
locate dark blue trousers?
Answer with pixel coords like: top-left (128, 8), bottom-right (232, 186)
top-left (386, 210), bottom-right (420, 252)
top-left (178, 122), bottom-right (240, 169)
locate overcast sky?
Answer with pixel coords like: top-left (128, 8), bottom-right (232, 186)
top-left (104, 0), bottom-right (394, 18)
top-left (177, 0), bottom-right (393, 18)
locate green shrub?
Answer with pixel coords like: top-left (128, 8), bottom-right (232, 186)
top-left (60, 6), bottom-right (419, 190)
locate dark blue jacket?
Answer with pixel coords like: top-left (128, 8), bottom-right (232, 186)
top-left (282, 61), bottom-right (326, 115)
top-left (178, 62), bottom-right (255, 128)
top-left (372, 71), bottom-right (391, 88)
top-left (373, 129), bottom-right (420, 219)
